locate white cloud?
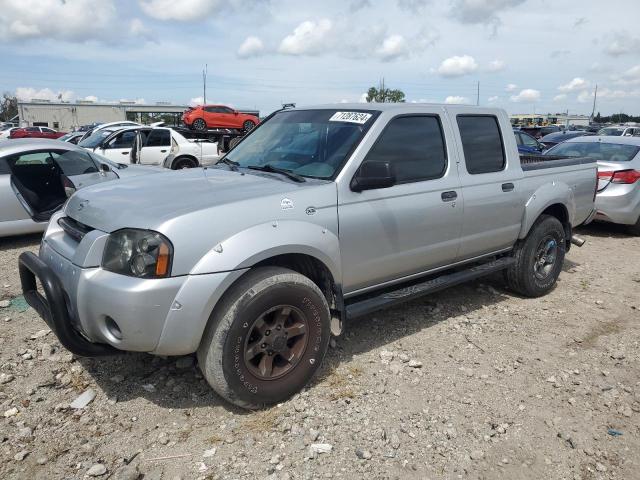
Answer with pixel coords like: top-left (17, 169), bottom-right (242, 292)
top-left (436, 55), bottom-right (478, 77)
top-left (82, 95), bottom-right (99, 102)
top-left (444, 95), bottom-right (470, 104)
top-left (487, 59), bottom-right (505, 72)
top-left (510, 89), bottom-right (540, 102)
top-left (505, 83), bottom-right (517, 92)
top-left (139, 0), bottom-right (231, 22)
top-left (189, 96), bottom-right (204, 106)
top-left (487, 95), bottom-right (498, 102)
top-left (0, 0), bottom-right (119, 42)
top-left (398, 0), bottom-right (430, 13)
top-left (558, 77), bottom-right (589, 92)
top-left (377, 34), bottom-right (410, 61)
top-left (591, 88), bottom-right (640, 101)
top-left (359, 92), bottom-right (368, 103)
top-left (577, 91), bottom-right (592, 103)
top-left (612, 65), bottom-right (640, 86)
top-left (450, 0), bottom-right (526, 26)
top-left (278, 19), bottom-right (333, 56)
top-left (129, 18), bottom-right (152, 39)
top-left (553, 94), bottom-right (567, 102)
top-left (237, 36), bottom-right (264, 58)
top-left (350, 0), bottom-right (372, 12)
top-left (604, 31), bottom-right (640, 56)
top-left (15, 87), bottom-right (75, 102)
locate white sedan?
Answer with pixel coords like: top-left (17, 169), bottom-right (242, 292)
top-left (78, 126), bottom-right (219, 169)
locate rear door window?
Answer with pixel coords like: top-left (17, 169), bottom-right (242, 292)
top-left (457, 115), bottom-right (506, 174)
top-left (108, 131), bottom-right (137, 149)
top-left (145, 129), bottom-right (171, 147)
top-left (361, 115), bottom-right (447, 183)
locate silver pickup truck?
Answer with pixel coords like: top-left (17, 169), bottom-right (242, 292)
top-left (19, 104), bottom-right (597, 409)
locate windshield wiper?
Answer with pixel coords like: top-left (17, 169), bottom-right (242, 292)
top-left (218, 157), bottom-right (239, 171)
top-left (248, 164), bottom-right (306, 183)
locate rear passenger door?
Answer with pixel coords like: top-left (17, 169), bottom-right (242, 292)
top-left (454, 114), bottom-right (523, 260)
top-left (139, 129), bottom-right (171, 165)
top-left (338, 114), bottom-right (463, 294)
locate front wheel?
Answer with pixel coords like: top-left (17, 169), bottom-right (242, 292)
top-left (505, 214), bottom-right (566, 297)
top-left (197, 267), bottom-right (331, 409)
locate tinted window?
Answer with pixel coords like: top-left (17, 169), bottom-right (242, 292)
top-left (51, 150), bottom-right (98, 176)
top-left (145, 129), bottom-right (171, 147)
top-left (26, 127), bottom-right (39, 132)
top-left (362, 116), bottom-right (447, 183)
top-left (520, 132), bottom-right (539, 148)
top-left (204, 106), bottom-right (221, 113)
top-left (42, 128), bottom-right (56, 133)
top-left (457, 116), bottom-right (506, 174)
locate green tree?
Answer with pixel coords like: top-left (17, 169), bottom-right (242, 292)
top-left (366, 79), bottom-right (405, 103)
top-left (0, 92), bottom-right (18, 122)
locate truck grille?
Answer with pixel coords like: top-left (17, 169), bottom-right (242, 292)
top-left (58, 216), bottom-right (94, 242)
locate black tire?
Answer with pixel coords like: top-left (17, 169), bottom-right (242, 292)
top-left (172, 157), bottom-right (197, 169)
top-left (192, 118), bottom-right (207, 131)
top-left (228, 137), bottom-right (242, 150)
top-left (505, 214), bottom-right (566, 298)
top-left (197, 267), bottom-right (331, 409)
top-left (243, 120), bottom-right (255, 132)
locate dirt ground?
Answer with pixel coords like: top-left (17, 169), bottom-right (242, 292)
top-left (0, 223), bottom-right (638, 480)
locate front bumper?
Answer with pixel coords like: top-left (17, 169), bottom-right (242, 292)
top-left (20, 240), bottom-right (247, 356)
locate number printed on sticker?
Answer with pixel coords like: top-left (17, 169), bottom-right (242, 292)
top-left (329, 111), bottom-right (372, 124)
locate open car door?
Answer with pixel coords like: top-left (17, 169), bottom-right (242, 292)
top-left (8, 149), bottom-right (117, 223)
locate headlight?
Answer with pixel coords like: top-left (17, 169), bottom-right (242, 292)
top-left (102, 229), bottom-right (173, 278)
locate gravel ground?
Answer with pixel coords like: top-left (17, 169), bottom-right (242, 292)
top-left (0, 224), bottom-right (639, 480)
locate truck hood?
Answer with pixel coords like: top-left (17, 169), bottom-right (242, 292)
top-left (64, 167), bottom-right (328, 233)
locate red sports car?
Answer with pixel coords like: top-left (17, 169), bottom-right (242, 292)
top-left (182, 105), bottom-right (259, 132)
top-left (9, 126), bottom-right (67, 139)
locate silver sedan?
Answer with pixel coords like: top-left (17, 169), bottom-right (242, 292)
top-left (0, 138), bottom-right (161, 237)
top-left (546, 136), bottom-right (640, 234)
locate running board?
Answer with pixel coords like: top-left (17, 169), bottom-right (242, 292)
top-left (345, 256), bottom-right (515, 319)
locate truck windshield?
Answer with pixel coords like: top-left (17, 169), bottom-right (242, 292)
top-left (547, 142), bottom-right (640, 162)
top-left (224, 109), bottom-right (378, 179)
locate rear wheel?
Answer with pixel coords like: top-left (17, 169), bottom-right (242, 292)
top-left (172, 157), bottom-right (197, 169)
top-left (243, 120), bottom-right (255, 132)
top-left (192, 119), bottom-right (207, 131)
top-left (197, 267), bottom-right (331, 409)
top-left (505, 215), bottom-right (566, 297)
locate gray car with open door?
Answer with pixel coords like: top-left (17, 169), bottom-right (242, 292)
top-left (0, 139), bottom-right (161, 238)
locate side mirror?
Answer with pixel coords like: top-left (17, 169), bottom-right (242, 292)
top-left (351, 161), bottom-right (396, 192)
top-left (99, 163), bottom-right (111, 174)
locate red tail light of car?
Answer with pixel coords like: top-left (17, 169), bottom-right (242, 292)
top-left (599, 169), bottom-right (640, 184)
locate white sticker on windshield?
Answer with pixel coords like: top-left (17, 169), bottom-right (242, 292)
top-left (329, 111), bottom-right (372, 124)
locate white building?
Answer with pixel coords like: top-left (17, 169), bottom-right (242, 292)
top-left (510, 113), bottom-right (590, 127)
top-left (18, 100), bottom-right (188, 131)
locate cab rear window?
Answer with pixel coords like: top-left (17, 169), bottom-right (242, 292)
top-left (457, 115), bottom-right (506, 174)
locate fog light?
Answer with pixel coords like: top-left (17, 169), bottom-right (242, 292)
top-left (105, 316), bottom-right (123, 340)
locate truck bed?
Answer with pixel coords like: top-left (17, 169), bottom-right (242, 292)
top-left (520, 154), bottom-right (596, 171)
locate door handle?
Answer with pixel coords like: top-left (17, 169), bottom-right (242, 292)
top-left (441, 191), bottom-right (457, 201)
top-left (502, 183), bottom-right (514, 192)
top-left (121, 151), bottom-right (130, 155)
top-left (160, 149), bottom-right (167, 153)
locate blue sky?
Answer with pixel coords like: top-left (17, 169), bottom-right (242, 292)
top-left (1, 0), bottom-right (639, 116)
